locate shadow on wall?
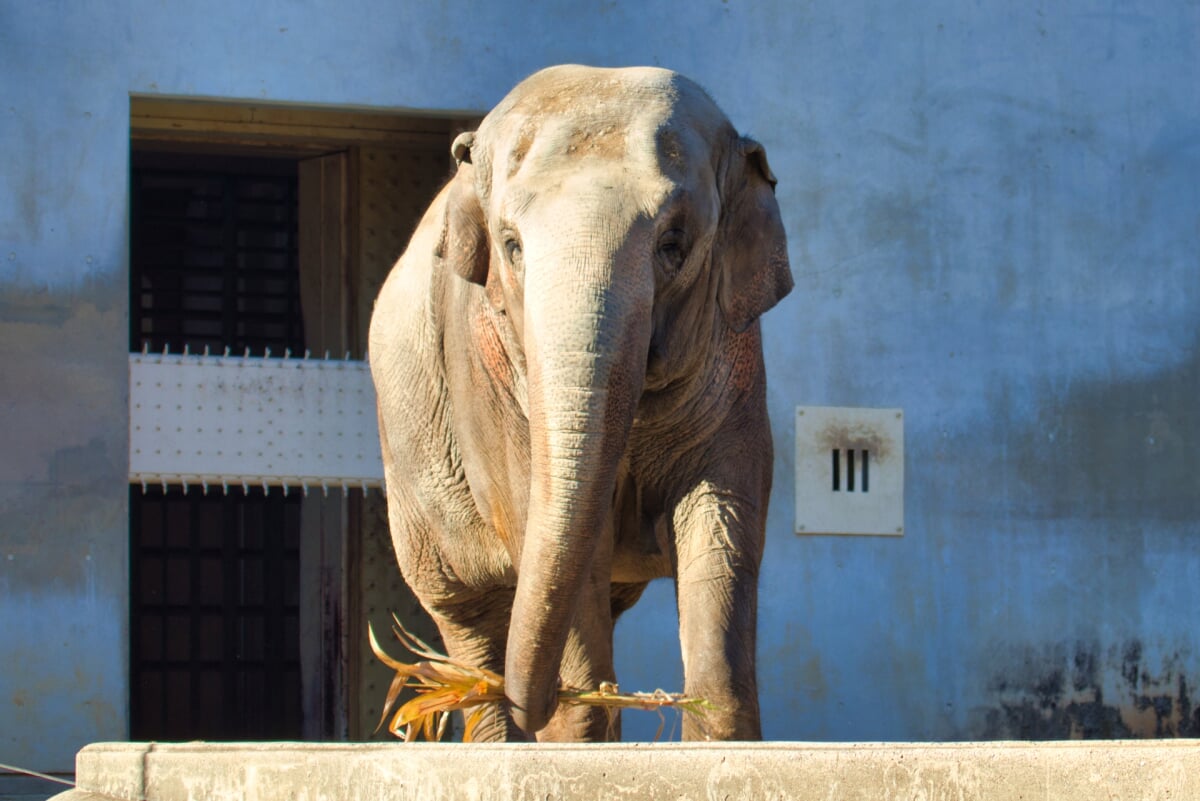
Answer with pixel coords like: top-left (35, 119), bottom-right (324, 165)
top-left (1010, 336), bottom-right (1200, 522)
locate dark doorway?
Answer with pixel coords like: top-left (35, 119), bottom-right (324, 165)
top-left (129, 151), bottom-right (306, 740)
top-left (128, 99), bottom-right (458, 741)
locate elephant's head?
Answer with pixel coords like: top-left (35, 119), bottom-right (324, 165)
top-left (436, 65), bottom-right (792, 735)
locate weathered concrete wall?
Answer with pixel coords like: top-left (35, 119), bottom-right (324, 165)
top-left (2, 0), bottom-right (1197, 769)
top-left (1, 7), bottom-right (134, 767)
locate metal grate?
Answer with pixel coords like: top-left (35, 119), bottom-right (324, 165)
top-left (130, 156), bottom-right (304, 355)
top-left (130, 486), bottom-right (302, 740)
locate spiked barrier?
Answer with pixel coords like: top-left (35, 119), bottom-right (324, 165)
top-left (128, 347), bottom-right (383, 496)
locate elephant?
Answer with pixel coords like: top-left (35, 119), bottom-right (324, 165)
top-left (368, 64), bottom-right (792, 742)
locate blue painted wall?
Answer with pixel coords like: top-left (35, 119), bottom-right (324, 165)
top-left (2, 0), bottom-right (1197, 766)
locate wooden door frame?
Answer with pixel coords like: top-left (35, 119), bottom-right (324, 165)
top-left (129, 97), bottom-right (461, 740)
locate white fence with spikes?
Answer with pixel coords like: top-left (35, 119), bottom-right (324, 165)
top-left (129, 346), bottom-right (384, 496)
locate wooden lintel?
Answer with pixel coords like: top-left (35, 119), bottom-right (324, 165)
top-left (131, 97), bottom-right (456, 153)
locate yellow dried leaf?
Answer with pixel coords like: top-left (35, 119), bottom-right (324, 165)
top-left (376, 672), bottom-right (411, 734)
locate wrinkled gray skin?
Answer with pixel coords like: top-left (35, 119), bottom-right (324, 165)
top-left (369, 65), bottom-right (791, 741)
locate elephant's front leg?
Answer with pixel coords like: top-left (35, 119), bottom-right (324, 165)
top-left (536, 537), bottom-right (620, 742)
top-left (672, 480), bottom-right (765, 740)
top-left (424, 589), bottom-right (532, 742)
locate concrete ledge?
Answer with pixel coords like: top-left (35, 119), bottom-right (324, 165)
top-left (52, 740), bottom-right (1200, 801)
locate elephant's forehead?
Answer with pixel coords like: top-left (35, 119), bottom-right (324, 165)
top-left (494, 148), bottom-right (679, 226)
top-left (500, 103), bottom-right (671, 170)
top-left (497, 65), bottom-right (682, 122)
top-left (478, 70), bottom-right (727, 219)
top-left (484, 76), bottom-right (717, 168)
top-left (487, 115), bottom-right (715, 218)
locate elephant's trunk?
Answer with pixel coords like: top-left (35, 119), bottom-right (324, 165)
top-left (504, 232), bottom-right (652, 736)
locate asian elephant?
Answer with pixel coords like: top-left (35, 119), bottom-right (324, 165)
top-left (368, 65), bottom-right (791, 742)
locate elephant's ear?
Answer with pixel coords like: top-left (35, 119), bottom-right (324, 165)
top-left (716, 137), bottom-right (793, 333)
top-left (437, 132), bottom-right (489, 285)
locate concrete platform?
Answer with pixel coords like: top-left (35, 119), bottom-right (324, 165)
top-left (49, 740), bottom-right (1200, 800)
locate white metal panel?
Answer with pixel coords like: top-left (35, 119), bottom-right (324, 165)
top-left (129, 352), bottom-right (383, 493)
top-left (795, 406), bottom-right (904, 536)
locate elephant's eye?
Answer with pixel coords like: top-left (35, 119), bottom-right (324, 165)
top-left (657, 229), bottom-right (687, 275)
top-left (503, 235), bottom-right (523, 271)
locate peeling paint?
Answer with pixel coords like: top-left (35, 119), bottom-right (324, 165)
top-left (976, 640), bottom-right (1199, 739)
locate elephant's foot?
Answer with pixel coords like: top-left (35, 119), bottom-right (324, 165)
top-left (680, 694), bottom-right (760, 741)
top-left (536, 703), bottom-right (619, 742)
top-left (461, 701), bottom-right (532, 742)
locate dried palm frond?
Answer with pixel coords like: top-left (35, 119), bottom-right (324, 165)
top-left (369, 614), bottom-right (715, 742)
